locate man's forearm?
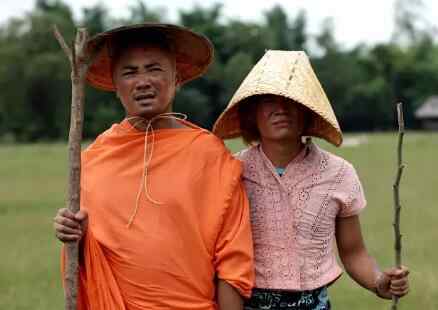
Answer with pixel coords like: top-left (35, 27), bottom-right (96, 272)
top-left (217, 279), bottom-right (243, 310)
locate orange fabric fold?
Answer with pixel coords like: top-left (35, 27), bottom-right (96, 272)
top-left (61, 119), bottom-right (254, 309)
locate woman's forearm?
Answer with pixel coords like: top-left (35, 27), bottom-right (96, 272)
top-left (341, 247), bottom-right (381, 291)
top-left (336, 215), bottom-right (381, 292)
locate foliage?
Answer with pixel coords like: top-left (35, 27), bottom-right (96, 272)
top-left (0, 0), bottom-right (437, 141)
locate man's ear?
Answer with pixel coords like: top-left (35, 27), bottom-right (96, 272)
top-left (174, 74), bottom-right (181, 92)
top-left (112, 74), bottom-right (120, 98)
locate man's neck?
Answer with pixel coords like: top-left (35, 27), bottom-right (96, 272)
top-left (260, 137), bottom-right (303, 168)
top-left (127, 115), bottom-right (186, 131)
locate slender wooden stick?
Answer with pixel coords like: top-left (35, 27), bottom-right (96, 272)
top-left (53, 25), bottom-right (93, 310)
top-left (391, 102), bottom-right (405, 310)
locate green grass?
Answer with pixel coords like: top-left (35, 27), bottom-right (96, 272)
top-left (0, 144), bottom-right (66, 309)
top-left (1, 132), bottom-right (437, 309)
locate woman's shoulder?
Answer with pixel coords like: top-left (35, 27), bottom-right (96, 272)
top-left (314, 144), bottom-right (355, 169)
top-left (233, 145), bottom-right (258, 161)
top-left (313, 145), bottom-right (360, 185)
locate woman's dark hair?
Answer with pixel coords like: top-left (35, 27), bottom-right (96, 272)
top-left (238, 96), bottom-right (261, 146)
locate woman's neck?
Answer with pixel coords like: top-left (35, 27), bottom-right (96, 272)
top-left (260, 137), bottom-right (303, 168)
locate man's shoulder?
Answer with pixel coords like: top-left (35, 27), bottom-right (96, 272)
top-left (186, 129), bottom-right (244, 170)
top-left (189, 129), bottom-right (231, 155)
top-left (82, 125), bottom-right (118, 154)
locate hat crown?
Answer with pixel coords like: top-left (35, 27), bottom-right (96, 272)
top-left (230, 50), bottom-right (307, 102)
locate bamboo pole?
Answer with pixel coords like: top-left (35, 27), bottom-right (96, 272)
top-left (391, 102), bottom-right (405, 310)
top-left (53, 25), bottom-right (93, 310)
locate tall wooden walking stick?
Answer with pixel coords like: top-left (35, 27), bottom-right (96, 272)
top-left (391, 102), bottom-right (405, 310)
top-left (53, 25), bottom-right (94, 310)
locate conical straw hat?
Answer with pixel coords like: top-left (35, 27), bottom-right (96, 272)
top-left (86, 23), bottom-right (214, 92)
top-left (213, 50), bottom-right (342, 146)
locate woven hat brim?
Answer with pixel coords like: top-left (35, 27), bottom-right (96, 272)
top-left (86, 23), bottom-right (214, 91)
top-left (213, 92), bottom-right (343, 146)
top-left (212, 50), bottom-right (343, 147)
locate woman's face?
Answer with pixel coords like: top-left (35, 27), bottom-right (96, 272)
top-left (255, 95), bottom-right (306, 143)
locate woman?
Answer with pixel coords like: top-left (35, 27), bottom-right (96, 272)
top-left (213, 50), bottom-right (409, 309)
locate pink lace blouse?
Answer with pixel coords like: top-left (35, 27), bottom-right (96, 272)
top-left (237, 143), bottom-right (366, 291)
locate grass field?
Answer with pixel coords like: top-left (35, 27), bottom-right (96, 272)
top-left (1, 131), bottom-right (437, 309)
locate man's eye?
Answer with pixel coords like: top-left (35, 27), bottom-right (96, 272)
top-left (123, 71), bottom-right (134, 76)
top-left (151, 67), bottom-right (163, 72)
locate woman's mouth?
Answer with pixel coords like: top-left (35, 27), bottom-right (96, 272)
top-left (271, 118), bottom-right (292, 126)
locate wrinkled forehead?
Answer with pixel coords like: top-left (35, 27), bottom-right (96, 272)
top-left (115, 45), bottom-right (175, 65)
top-left (255, 94), bottom-right (303, 108)
top-left (109, 30), bottom-right (176, 67)
top-left (250, 95), bottom-right (308, 118)
top-left (256, 94), bottom-right (284, 104)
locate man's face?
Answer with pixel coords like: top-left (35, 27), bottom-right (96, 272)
top-left (256, 95), bottom-right (306, 142)
top-left (112, 45), bottom-right (178, 119)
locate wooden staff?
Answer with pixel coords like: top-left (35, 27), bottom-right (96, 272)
top-left (391, 102), bottom-right (405, 310)
top-left (53, 25), bottom-right (94, 310)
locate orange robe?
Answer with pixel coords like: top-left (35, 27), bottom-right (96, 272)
top-left (62, 119), bottom-right (254, 309)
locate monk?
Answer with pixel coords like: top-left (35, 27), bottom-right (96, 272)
top-left (53, 23), bottom-right (254, 310)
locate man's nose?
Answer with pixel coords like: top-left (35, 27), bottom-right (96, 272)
top-left (134, 75), bottom-right (152, 90)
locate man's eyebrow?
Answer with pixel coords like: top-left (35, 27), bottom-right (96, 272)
top-left (144, 62), bottom-right (161, 68)
top-left (121, 65), bottom-right (138, 70)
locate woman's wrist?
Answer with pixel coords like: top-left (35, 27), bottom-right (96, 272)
top-left (373, 272), bottom-right (391, 299)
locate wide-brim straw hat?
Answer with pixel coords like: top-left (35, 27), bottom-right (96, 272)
top-left (86, 23), bottom-right (214, 91)
top-left (213, 50), bottom-right (343, 146)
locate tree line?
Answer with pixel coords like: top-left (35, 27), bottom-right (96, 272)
top-left (1, 0), bottom-right (437, 142)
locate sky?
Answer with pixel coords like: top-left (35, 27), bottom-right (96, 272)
top-left (1, 0), bottom-right (437, 48)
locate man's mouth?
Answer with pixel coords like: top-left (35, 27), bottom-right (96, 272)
top-left (134, 93), bottom-right (155, 101)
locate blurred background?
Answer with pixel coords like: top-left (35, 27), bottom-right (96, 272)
top-left (1, 0), bottom-right (438, 140)
top-left (0, 0), bottom-right (437, 309)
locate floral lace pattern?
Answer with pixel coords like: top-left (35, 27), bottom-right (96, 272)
top-left (237, 143), bottom-right (366, 290)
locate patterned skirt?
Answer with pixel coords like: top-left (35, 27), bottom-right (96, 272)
top-left (244, 287), bottom-right (330, 310)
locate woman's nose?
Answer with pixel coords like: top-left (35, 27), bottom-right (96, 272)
top-left (272, 101), bottom-right (288, 114)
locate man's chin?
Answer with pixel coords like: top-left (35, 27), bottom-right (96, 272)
top-left (131, 109), bottom-right (168, 120)
top-left (125, 102), bottom-right (172, 119)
